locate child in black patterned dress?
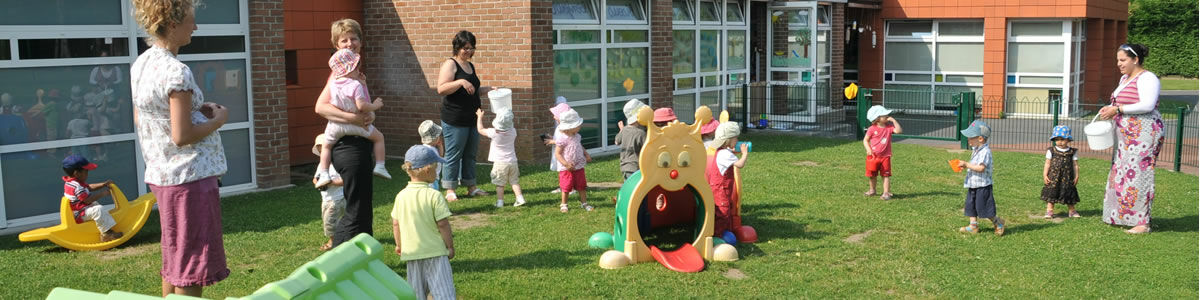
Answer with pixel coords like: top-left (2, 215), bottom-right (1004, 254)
top-left (1042, 125), bottom-right (1081, 219)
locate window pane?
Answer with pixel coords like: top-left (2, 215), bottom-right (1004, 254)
top-left (606, 0), bottom-right (645, 21)
top-left (672, 0), bottom-right (693, 22)
top-left (0, 0), bottom-right (121, 25)
top-left (183, 60), bottom-right (249, 123)
top-left (1008, 43), bottom-right (1064, 73)
top-left (703, 75), bottom-right (719, 87)
top-left (933, 85), bottom-right (982, 108)
top-left (816, 5), bottom-right (830, 26)
top-left (893, 74), bottom-right (930, 82)
top-left (607, 47), bottom-right (648, 97)
top-left (613, 30), bottom-right (648, 43)
top-left (553, 0), bottom-right (598, 21)
top-left (19, 38), bottom-right (130, 60)
top-left (1019, 76), bottom-right (1064, 85)
top-left (888, 21), bottom-right (932, 37)
top-left (3, 140), bottom-right (138, 220)
top-left (701, 90), bottom-right (721, 112)
top-left (138, 36), bottom-right (246, 55)
top-left (573, 104), bottom-right (603, 148)
top-left (882, 84), bottom-right (932, 110)
top-left (700, 30), bottom-right (720, 72)
top-left (677, 77), bottom-right (695, 89)
top-left (936, 43), bottom-right (983, 72)
top-left (560, 30), bottom-right (601, 44)
top-left (699, 1), bottom-right (721, 22)
top-left (944, 75), bottom-right (983, 84)
top-left (1011, 22), bottom-right (1063, 36)
top-left (195, 0), bottom-right (241, 24)
top-left (769, 9), bottom-right (813, 68)
top-left (726, 86), bottom-right (744, 118)
top-left (727, 31), bottom-right (747, 70)
top-left (0, 40), bottom-right (8, 60)
top-left (673, 30), bottom-right (695, 74)
top-left (554, 49), bottom-right (602, 101)
top-left (884, 42), bottom-right (933, 71)
top-left (607, 101), bottom-right (624, 145)
top-left (218, 129), bottom-right (251, 186)
top-left (673, 93), bottom-right (695, 124)
top-left (0, 64), bottom-right (135, 143)
top-left (816, 30), bottom-right (829, 66)
top-left (939, 21), bottom-right (984, 36)
top-left (726, 2), bottom-right (744, 23)
top-left (1006, 87), bottom-right (1057, 114)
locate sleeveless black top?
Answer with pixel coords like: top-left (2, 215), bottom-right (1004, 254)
top-left (441, 59), bottom-right (481, 127)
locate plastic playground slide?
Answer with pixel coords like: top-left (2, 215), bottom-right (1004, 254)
top-left (19, 184), bottom-right (156, 251)
top-left (648, 243), bottom-right (705, 273)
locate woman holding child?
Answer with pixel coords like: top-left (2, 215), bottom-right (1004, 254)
top-left (1096, 44), bottom-right (1164, 234)
top-left (131, 0), bottom-right (229, 296)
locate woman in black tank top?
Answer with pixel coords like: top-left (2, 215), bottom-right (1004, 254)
top-left (436, 30), bottom-right (496, 201)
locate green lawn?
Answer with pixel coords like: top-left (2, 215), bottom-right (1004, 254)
top-left (1161, 78), bottom-right (1198, 90)
top-left (2, 134), bottom-right (1197, 298)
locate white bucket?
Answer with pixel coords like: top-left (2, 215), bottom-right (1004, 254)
top-left (487, 88), bottom-right (512, 113)
top-left (1084, 114), bottom-right (1114, 150)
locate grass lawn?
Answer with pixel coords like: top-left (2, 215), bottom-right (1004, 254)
top-left (1161, 78), bottom-right (1198, 91)
top-left (1, 133), bottom-right (1196, 298)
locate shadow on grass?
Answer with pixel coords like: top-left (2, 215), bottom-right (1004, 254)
top-left (889, 191), bottom-right (958, 200)
top-left (449, 248), bottom-right (597, 273)
top-left (1151, 215), bottom-right (1198, 233)
top-left (741, 216), bottom-right (829, 242)
top-left (1004, 221), bottom-right (1059, 235)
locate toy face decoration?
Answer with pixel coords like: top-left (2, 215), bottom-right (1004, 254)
top-left (636, 106), bottom-right (713, 193)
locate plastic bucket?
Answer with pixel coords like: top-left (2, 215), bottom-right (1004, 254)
top-left (1084, 114), bottom-right (1114, 150)
top-left (487, 88), bottom-right (512, 113)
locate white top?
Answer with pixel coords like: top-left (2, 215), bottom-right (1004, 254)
top-left (320, 168), bottom-right (345, 202)
top-left (67, 118), bottom-right (91, 138)
top-left (1045, 146), bottom-right (1079, 160)
top-left (716, 148), bottom-right (738, 175)
top-left (481, 128), bottom-right (518, 163)
top-left (130, 46), bottom-right (227, 186)
top-left (1111, 71), bottom-right (1161, 115)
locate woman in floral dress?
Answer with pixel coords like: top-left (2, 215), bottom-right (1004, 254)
top-left (1096, 44), bottom-right (1163, 234)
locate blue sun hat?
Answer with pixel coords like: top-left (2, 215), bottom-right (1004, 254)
top-left (1050, 125), bottom-right (1072, 141)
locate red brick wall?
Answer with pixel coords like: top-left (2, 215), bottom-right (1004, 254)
top-left (856, 9), bottom-right (884, 101)
top-left (981, 17), bottom-right (1007, 118)
top-left (650, 0), bottom-right (674, 109)
top-left (363, 0), bottom-right (555, 163)
top-left (250, 0), bottom-right (291, 188)
top-left (830, 3), bottom-right (844, 109)
top-left (283, 0), bottom-right (364, 165)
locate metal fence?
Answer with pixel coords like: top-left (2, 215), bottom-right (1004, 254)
top-left (739, 82), bottom-right (856, 139)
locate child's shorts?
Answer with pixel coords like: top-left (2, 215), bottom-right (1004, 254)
top-left (490, 162), bottom-right (520, 186)
top-left (324, 122), bottom-right (377, 143)
top-left (405, 255), bottom-right (456, 299)
top-left (558, 168), bottom-right (587, 193)
top-left (964, 185), bottom-right (996, 218)
top-left (865, 155), bottom-right (892, 177)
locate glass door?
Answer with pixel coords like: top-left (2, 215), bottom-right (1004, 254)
top-left (765, 2), bottom-right (817, 123)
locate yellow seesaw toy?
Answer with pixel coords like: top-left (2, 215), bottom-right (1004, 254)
top-left (19, 184), bottom-right (156, 251)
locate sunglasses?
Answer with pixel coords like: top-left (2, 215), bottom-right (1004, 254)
top-left (1119, 44), bottom-right (1138, 57)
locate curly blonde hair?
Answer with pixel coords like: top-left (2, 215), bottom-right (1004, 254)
top-left (132, 0), bottom-right (198, 40)
top-left (403, 161), bottom-right (437, 182)
top-left (330, 19), bottom-right (363, 49)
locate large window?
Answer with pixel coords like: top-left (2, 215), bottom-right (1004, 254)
top-left (1005, 20), bottom-right (1085, 116)
top-left (673, 0), bottom-right (749, 123)
top-left (883, 20), bottom-right (985, 111)
top-left (0, 0), bottom-right (255, 228)
top-left (553, 0), bottom-right (650, 150)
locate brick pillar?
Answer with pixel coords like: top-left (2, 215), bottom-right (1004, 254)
top-left (981, 17), bottom-right (1007, 118)
top-left (830, 4), bottom-right (845, 109)
top-left (1101, 19), bottom-right (1118, 103)
top-left (650, 0), bottom-right (674, 108)
top-left (249, 0), bottom-right (291, 189)
top-left (1083, 18), bottom-right (1104, 105)
top-left (857, 10), bottom-right (883, 104)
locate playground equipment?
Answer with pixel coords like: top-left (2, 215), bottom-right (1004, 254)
top-left (705, 110), bottom-right (758, 244)
top-left (19, 184), bottom-right (156, 251)
top-left (44, 233), bottom-right (416, 300)
top-left (589, 105), bottom-right (727, 273)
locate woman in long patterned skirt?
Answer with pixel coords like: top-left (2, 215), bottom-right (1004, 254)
top-left (1096, 44), bottom-right (1164, 234)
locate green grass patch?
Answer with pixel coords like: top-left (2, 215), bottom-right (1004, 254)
top-left (1161, 78), bottom-right (1198, 90)
top-left (2, 134), bottom-right (1196, 298)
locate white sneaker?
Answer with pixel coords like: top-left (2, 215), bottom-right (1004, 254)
top-left (513, 196), bottom-right (526, 207)
top-left (550, 188), bottom-right (561, 194)
top-left (495, 199), bottom-right (504, 208)
top-left (372, 164), bottom-right (392, 179)
top-left (570, 190), bottom-right (578, 195)
top-left (314, 171), bottom-right (331, 188)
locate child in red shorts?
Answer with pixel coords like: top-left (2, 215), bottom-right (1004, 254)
top-left (554, 109), bottom-right (592, 213)
top-left (862, 105), bottom-right (903, 200)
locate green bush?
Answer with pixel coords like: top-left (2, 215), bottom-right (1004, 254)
top-left (1128, 0), bottom-right (1200, 77)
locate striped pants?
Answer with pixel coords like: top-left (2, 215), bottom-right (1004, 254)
top-left (406, 256), bottom-right (456, 300)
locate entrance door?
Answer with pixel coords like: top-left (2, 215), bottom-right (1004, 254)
top-left (765, 2), bottom-right (817, 124)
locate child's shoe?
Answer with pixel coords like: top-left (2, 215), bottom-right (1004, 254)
top-left (993, 218), bottom-right (1006, 236)
top-left (315, 171), bottom-right (332, 188)
top-left (1068, 210), bottom-right (1080, 218)
top-left (372, 163), bottom-right (392, 179)
top-left (1044, 210), bottom-right (1054, 219)
top-left (445, 190), bottom-right (458, 202)
top-left (581, 202), bottom-right (594, 212)
top-left (560, 203), bottom-right (569, 213)
top-left (958, 224), bottom-right (979, 234)
top-left (550, 188), bottom-right (561, 194)
top-left (100, 230), bottom-right (123, 242)
top-left (513, 196), bottom-right (526, 207)
top-left (495, 199), bottom-right (504, 208)
top-left (469, 187), bottom-right (488, 197)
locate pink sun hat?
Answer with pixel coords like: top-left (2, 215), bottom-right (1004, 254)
top-left (653, 107), bottom-right (678, 123)
top-left (549, 102), bottom-right (571, 119)
top-left (328, 48), bottom-right (360, 78)
top-left (700, 119), bottom-right (720, 135)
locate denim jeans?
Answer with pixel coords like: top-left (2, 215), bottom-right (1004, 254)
top-left (441, 121), bottom-right (479, 189)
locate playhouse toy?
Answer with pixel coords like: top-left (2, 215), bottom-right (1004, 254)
top-left (19, 184), bottom-right (156, 251)
top-left (705, 110), bottom-right (758, 244)
top-left (44, 233), bottom-right (416, 300)
top-left (589, 105), bottom-right (726, 273)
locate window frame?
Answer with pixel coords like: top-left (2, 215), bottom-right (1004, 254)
top-left (1004, 19), bottom-right (1076, 117)
top-left (882, 19), bottom-right (986, 111)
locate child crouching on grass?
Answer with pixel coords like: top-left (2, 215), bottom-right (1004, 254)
top-left (392, 145), bottom-right (456, 299)
top-left (957, 120), bottom-right (1005, 236)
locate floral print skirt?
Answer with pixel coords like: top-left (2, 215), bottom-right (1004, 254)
top-left (1103, 111), bottom-right (1164, 227)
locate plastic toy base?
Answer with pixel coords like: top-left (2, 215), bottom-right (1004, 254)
top-left (599, 250), bottom-right (631, 269)
top-left (712, 244), bottom-right (739, 262)
top-left (649, 243), bottom-right (705, 273)
top-left (734, 226), bottom-right (758, 243)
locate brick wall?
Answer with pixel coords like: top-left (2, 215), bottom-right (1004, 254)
top-left (363, 0), bottom-right (555, 164)
top-left (981, 17), bottom-right (1007, 118)
top-left (830, 3), bottom-right (844, 109)
top-left (250, 0), bottom-right (291, 188)
top-left (649, 0), bottom-right (674, 109)
top-left (283, 0), bottom-right (364, 165)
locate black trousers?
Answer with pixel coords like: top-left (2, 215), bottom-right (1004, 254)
top-left (331, 136), bottom-right (374, 246)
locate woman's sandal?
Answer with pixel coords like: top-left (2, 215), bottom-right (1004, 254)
top-left (560, 203), bottom-right (569, 213)
top-left (1125, 225), bottom-right (1151, 234)
top-left (445, 191), bottom-right (458, 202)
